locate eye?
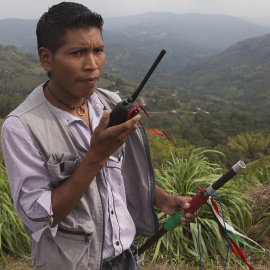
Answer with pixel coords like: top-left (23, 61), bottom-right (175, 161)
top-left (94, 47), bottom-right (104, 54)
top-left (72, 51), bottom-right (82, 56)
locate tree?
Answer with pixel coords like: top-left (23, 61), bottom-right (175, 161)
top-left (227, 132), bottom-right (270, 158)
top-left (0, 95), bottom-right (22, 118)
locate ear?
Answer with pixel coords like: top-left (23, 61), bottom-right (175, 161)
top-left (38, 47), bottom-right (53, 73)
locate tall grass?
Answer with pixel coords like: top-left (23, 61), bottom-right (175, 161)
top-left (0, 165), bottom-right (32, 263)
top-left (139, 150), bottom-right (253, 267)
top-left (0, 148), bottom-right (264, 268)
top-left (249, 164), bottom-right (270, 241)
top-left (0, 119), bottom-right (4, 165)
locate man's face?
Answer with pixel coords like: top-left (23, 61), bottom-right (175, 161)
top-left (48, 27), bottom-right (106, 100)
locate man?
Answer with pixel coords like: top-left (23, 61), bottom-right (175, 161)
top-left (1, 2), bottom-right (196, 269)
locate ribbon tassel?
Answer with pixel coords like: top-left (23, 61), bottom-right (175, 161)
top-left (207, 197), bottom-right (267, 270)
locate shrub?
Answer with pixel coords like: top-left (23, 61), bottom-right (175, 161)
top-left (0, 165), bottom-right (31, 263)
top-left (138, 149), bottom-right (252, 267)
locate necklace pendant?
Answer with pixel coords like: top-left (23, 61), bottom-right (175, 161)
top-left (78, 107), bottom-right (86, 116)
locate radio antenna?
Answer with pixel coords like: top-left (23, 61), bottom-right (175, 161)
top-left (128, 49), bottom-right (166, 103)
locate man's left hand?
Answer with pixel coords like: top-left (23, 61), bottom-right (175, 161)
top-left (155, 185), bottom-right (199, 226)
top-left (161, 194), bottom-right (198, 225)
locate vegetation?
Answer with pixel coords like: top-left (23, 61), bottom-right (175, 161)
top-left (0, 119), bottom-right (3, 165)
top-left (1, 40), bottom-right (270, 166)
top-left (137, 150), bottom-right (258, 268)
top-left (180, 35), bottom-right (270, 109)
top-left (1, 149), bottom-right (269, 269)
top-left (2, 15), bottom-right (270, 88)
top-left (0, 165), bottom-right (32, 262)
top-left (0, 44), bottom-right (47, 117)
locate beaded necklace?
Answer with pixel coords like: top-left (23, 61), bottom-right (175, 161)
top-left (47, 85), bottom-right (87, 116)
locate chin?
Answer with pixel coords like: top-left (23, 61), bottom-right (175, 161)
top-left (86, 86), bottom-right (97, 97)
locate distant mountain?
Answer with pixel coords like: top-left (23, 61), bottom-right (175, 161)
top-left (104, 13), bottom-right (270, 52)
top-left (0, 18), bottom-right (38, 53)
top-left (0, 13), bottom-right (270, 87)
top-left (102, 13), bottom-right (270, 86)
top-left (252, 16), bottom-right (270, 28)
top-left (1, 29), bottom-right (269, 111)
top-left (181, 34), bottom-right (270, 110)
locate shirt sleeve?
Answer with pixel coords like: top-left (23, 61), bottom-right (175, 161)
top-left (1, 116), bottom-right (58, 241)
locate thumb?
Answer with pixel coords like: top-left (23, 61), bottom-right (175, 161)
top-left (182, 202), bottom-right (191, 210)
top-left (97, 110), bottom-right (110, 130)
top-left (176, 197), bottom-right (191, 210)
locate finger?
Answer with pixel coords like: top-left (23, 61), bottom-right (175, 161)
top-left (173, 196), bottom-right (191, 210)
top-left (181, 214), bottom-right (197, 225)
top-left (108, 114), bottom-right (141, 138)
top-left (121, 114), bottom-right (141, 130)
top-left (178, 200), bottom-right (191, 210)
top-left (183, 202), bottom-right (191, 209)
top-left (180, 217), bottom-right (189, 225)
top-left (184, 213), bottom-right (192, 219)
top-left (186, 214), bottom-right (197, 222)
top-left (96, 110), bottom-right (110, 131)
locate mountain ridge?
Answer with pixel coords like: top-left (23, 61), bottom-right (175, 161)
top-left (180, 34), bottom-right (270, 109)
top-left (0, 13), bottom-right (269, 87)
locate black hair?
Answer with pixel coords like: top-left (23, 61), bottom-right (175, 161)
top-left (36, 2), bottom-right (104, 54)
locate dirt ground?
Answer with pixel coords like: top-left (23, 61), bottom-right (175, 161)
top-left (1, 182), bottom-right (270, 270)
top-left (241, 181), bottom-right (270, 270)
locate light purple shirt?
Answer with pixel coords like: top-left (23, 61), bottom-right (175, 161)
top-left (1, 91), bottom-right (136, 259)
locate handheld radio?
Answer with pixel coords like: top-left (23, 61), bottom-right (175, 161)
top-left (108, 49), bottom-right (166, 127)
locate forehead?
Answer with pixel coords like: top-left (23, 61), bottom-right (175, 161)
top-left (60, 27), bottom-right (103, 48)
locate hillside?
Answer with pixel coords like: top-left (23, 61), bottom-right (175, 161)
top-left (0, 44), bottom-right (47, 117)
top-left (1, 31), bottom-right (270, 116)
top-left (0, 30), bottom-right (270, 164)
top-left (104, 13), bottom-right (270, 52)
top-left (181, 34), bottom-right (270, 110)
top-left (0, 13), bottom-right (270, 87)
top-left (0, 44), bottom-right (47, 97)
top-left (253, 15), bottom-right (270, 27)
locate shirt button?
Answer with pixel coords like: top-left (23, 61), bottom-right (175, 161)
top-left (116, 241), bottom-right (119, 246)
top-left (111, 210), bottom-right (114, 215)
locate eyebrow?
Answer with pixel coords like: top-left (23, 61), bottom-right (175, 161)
top-left (69, 44), bottom-right (105, 51)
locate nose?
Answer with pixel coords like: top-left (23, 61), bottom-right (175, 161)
top-left (83, 53), bottom-right (98, 71)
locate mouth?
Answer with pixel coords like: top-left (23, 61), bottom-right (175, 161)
top-left (80, 77), bottom-right (98, 85)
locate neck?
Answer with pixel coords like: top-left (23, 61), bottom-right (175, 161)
top-left (45, 84), bottom-right (88, 116)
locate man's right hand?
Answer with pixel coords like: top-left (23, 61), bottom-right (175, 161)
top-left (87, 110), bottom-right (141, 168)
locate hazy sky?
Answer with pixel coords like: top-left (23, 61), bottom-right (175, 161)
top-left (1, 0), bottom-right (270, 20)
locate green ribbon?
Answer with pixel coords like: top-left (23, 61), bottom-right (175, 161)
top-left (227, 231), bottom-right (269, 254)
top-left (164, 208), bottom-right (184, 232)
top-left (207, 199), bottom-right (269, 255)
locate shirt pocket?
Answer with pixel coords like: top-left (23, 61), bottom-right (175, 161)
top-left (32, 231), bottom-right (93, 269)
top-left (47, 152), bottom-right (81, 186)
top-left (105, 150), bottom-right (124, 189)
top-left (106, 149), bottom-right (124, 170)
top-left (106, 155), bottom-right (122, 169)
top-left (106, 145), bottom-right (124, 169)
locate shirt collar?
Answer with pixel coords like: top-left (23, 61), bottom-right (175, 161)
top-left (48, 91), bottom-right (104, 127)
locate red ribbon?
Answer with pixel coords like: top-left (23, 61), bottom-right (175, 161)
top-left (212, 200), bottom-right (254, 270)
top-left (135, 105), bottom-right (179, 148)
top-left (127, 105), bottom-right (141, 120)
